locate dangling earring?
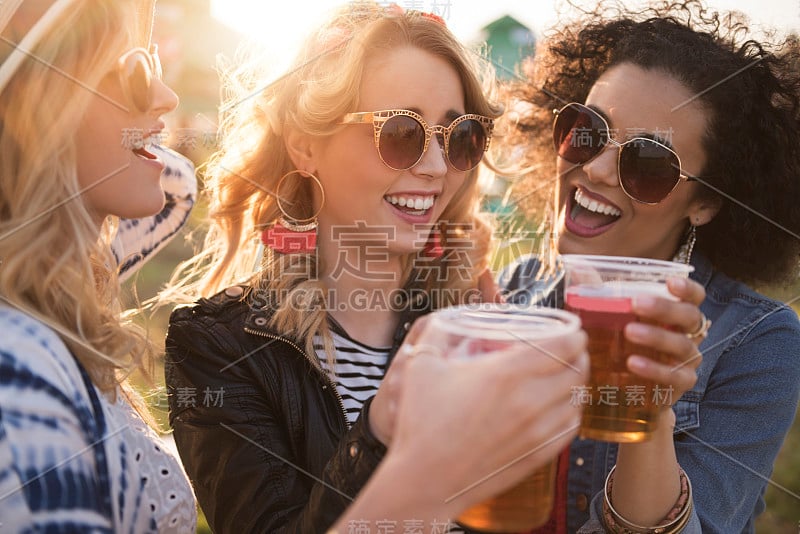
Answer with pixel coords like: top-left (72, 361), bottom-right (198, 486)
top-left (674, 224), bottom-right (697, 265)
top-left (262, 170), bottom-right (325, 254)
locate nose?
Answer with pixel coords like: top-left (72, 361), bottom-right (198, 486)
top-left (149, 77), bottom-right (179, 116)
top-left (411, 132), bottom-right (448, 179)
top-left (580, 142), bottom-right (620, 189)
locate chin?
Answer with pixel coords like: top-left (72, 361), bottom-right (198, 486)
top-left (390, 244), bottom-right (424, 257)
top-left (557, 233), bottom-right (603, 257)
top-left (113, 194), bottom-right (166, 220)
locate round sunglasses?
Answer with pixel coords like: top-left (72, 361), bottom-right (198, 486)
top-left (552, 102), bottom-right (697, 204)
top-left (116, 45), bottom-right (163, 113)
top-left (340, 109), bottom-right (494, 172)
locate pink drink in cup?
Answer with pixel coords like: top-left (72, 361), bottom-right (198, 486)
top-left (413, 303), bottom-right (581, 532)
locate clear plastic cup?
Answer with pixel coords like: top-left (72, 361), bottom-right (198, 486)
top-left (413, 303), bottom-right (581, 532)
top-left (560, 255), bottom-right (693, 443)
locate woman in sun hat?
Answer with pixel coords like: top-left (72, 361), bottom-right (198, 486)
top-left (0, 0), bottom-right (196, 530)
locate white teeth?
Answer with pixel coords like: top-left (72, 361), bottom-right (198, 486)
top-left (574, 188), bottom-right (621, 217)
top-left (386, 194), bottom-right (436, 212)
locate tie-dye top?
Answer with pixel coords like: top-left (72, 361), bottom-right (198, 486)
top-left (0, 307), bottom-right (196, 532)
top-left (0, 147), bottom-right (198, 531)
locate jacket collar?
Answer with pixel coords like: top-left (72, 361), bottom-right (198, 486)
top-left (240, 283), bottom-right (432, 363)
top-left (689, 252), bottom-right (714, 288)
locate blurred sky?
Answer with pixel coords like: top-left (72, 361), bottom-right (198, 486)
top-left (212, 0), bottom-right (800, 65)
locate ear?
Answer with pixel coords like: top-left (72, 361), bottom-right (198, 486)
top-left (284, 126), bottom-right (318, 173)
top-left (688, 194), bottom-right (722, 227)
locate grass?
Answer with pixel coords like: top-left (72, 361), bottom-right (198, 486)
top-left (125, 213), bottom-right (800, 533)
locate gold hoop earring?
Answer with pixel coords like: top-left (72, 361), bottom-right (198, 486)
top-left (262, 170), bottom-right (325, 254)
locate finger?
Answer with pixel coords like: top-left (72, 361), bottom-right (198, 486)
top-left (523, 396), bottom-right (583, 449)
top-left (447, 406), bottom-right (577, 512)
top-left (627, 355), bottom-right (698, 395)
top-left (632, 295), bottom-right (704, 337)
top-left (624, 322), bottom-right (701, 370)
top-left (478, 268), bottom-right (505, 303)
top-left (684, 313), bottom-right (711, 346)
top-left (511, 351), bottom-right (590, 417)
top-left (402, 315), bottom-right (431, 346)
top-left (665, 276), bottom-right (705, 306)
top-left (495, 331), bottom-right (589, 376)
top-left (461, 382), bottom-right (582, 499)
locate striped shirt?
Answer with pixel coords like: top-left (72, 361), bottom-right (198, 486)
top-left (316, 330), bottom-right (390, 426)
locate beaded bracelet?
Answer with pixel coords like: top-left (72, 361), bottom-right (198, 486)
top-left (602, 465), bottom-right (693, 534)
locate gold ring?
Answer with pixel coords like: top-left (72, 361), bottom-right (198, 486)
top-left (686, 313), bottom-right (711, 340)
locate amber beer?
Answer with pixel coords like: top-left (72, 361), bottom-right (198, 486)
top-left (560, 255), bottom-right (694, 443)
top-left (418, 304), bottom-right (581, 533)
top-left (456, 460), bottom-right (556, 532)
top-left (566, 282), bottom-right (671, 442)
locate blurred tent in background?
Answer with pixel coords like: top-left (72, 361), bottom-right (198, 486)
top-left (476, 14), bottom-right (535, 80)
top-left (471, 15), bottom-right (536, 229)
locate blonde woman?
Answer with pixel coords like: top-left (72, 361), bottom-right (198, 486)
top-left (164, 3), bottom-right (589, 532)
top-left (0, 0), bottom-right (196, 530)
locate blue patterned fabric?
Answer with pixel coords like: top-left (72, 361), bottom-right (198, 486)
top-left (113, 145), bottom-right (197, 282)
top-left (0, 307), bottom-right (196, 532)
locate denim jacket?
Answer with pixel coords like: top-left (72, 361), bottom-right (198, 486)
top-left (501, 253), bottom-right (800, 533)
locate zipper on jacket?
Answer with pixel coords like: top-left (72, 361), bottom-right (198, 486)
top-left (243, 327), bottom-right (349, 429)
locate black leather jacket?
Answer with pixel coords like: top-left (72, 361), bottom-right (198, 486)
top-left (165, 285), bottom-right (423, 533)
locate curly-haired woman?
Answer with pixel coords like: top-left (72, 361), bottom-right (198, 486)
top-left (501, 1), bottom-right (800, 532)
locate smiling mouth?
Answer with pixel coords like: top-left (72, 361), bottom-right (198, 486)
top-left (385, 194), bottom-right (436, 216)
top-left (568, 187), bottom-right (621, 229)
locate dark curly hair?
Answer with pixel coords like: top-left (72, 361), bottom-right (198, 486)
top-left (506, 0), bottom-right (800, 285)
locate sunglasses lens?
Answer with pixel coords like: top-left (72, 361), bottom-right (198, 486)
top-left (619, 139), bottom-right (681, 203)
top-left (120, 52), bottom-right (153, 112)
top-left (553, 104), bottom-right (607, 164)
top-left (379, 115), bottom-right (426, 170)
top-left (447, 118), bottom-right (487, 171)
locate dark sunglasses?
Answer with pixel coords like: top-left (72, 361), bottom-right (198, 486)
top-left (553, 102), bottom-right (697, 204)
top-left (340, 109), bottom-right (494, 172)
top-left (116, 45), bottom-right (163, 113)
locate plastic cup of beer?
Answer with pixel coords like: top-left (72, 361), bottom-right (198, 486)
top-left (560, 255), bottom-right (693, 443)
top-left (411, 303), bottom-right (581, 533)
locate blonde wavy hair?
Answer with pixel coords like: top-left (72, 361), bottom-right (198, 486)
top-left (0, 0), bottom-right (154, 395)
top-left (170, 2), bottom-right (503, 361)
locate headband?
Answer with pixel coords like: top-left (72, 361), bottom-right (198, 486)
top-left (0, 0), bottom-right (156, 96)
